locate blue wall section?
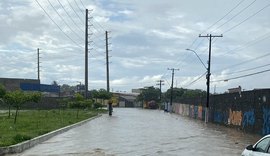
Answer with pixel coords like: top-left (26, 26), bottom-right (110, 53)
top-left (263, 107), bottom-right (270, 135)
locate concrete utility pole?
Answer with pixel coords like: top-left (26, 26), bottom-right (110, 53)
top-left (85, 9), bottom-right (89, 99)
top-left (105, 31), bottom-right (110, 92)
top-left (156, 80), bottom-right (164, 102)
top-left (37, 48), bottom-right (40, 81)
top-left (199, 34), bottom-right (222, 122)
top-left (168, 68), bottom-right (179, 112)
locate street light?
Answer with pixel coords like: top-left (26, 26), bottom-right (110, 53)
top-left (185, 48), bottom-right (209, 123)
top-left (186, 49), bottom-right (207, 70)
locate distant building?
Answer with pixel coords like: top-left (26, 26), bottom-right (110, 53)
top-left (0, 77), bottom-right (60, 97)
top-left (228, 86), bottom-right (242, 93)
top-left (113, 92), bottom-right (140, 107)
top-left (131, 88), bottom-right (143, 94)
top-left (0, 78), bottom-right (40, 91)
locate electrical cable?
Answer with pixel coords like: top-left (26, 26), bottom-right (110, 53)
top-left (223, 3), bottom-right (270, 34)
top-left (57, 0), bottom-right (84, 34)
top-left (67, 0), bottom-right (84, 24)
top-left (221, 63), bottom-right (270, 75)
top-left (35, 0), bottom-right (83, 48)
top-left (47, 0), bottom-right (84, 41)
top-left (211, 0), bottom-right (257, 33)
top-left (212, 68), bottom-right (270, 82)
top-left (73, 0), bottom-right (85, 16)
top-left (213, 52), bottom-right (270, 73)
top-left (183, 72), bottom-right (207, 88)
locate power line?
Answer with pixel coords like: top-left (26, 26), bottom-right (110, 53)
top-left (221, 63), bottom-right (270, 75)
top-left (79, 0), bottom-right (86, 9)
top-left (35, 0), bottom-right (83, 48)
top-left (187, 0), bottom-right (247, 50)
top-left (73, 0), bottom-right (85, 16)
top-left (225, 31), bottom-right (270, 54)
top-left (183, 72), bottom-right (207, 88)
top-left (56, 0), bottom-right (84, 34)
top-left (207, 0), bottom-right (247, 33)
top-left (211, 0), bottom-right (257, 33)
top-left (213, 52), bottom-right (270, 73)
top-left (47, 0), bottom-right (84, 41)
top-left (212, 68), bottom-right (270, 82)
top-left (67, 0), bottom-right (84, 24)
top-left (223, 3), bottom-right (270, 34)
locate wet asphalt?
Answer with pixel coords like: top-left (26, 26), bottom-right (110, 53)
top-left (10, 108), bottom-right (260, 156)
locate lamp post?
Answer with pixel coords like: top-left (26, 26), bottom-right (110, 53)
top-left (185, 49), bottom-right (209, 123)
top-left (186, 49), bottom-right (207, 70)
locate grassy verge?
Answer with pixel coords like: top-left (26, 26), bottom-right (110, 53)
top-left (0, 109), bottom-right (106, 147)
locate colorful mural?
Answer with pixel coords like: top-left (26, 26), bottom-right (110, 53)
top-left (263, 107), bottom-right (270, 135)
top-left (172, 90), bottom-right (270, 136)
top-left (228, 109), bottom-right (242, 126)
top-left (198, 106), bottom-right (203, 120)
top-left (242, 109), bottom-right (255, 128)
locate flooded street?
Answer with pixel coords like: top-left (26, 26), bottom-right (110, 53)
top-left (11, 108), bottom-right (260, 156)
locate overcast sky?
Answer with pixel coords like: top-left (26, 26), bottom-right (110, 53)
top-left (0, 0), bottom-right (269, 93)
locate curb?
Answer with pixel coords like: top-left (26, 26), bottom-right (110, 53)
top-left (0, 114), bottom-right (102, 156)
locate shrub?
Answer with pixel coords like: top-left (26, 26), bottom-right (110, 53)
top-left (93, 102), bottom-right (103, 109)
top-left (12, 134), bottom-right (31, 144)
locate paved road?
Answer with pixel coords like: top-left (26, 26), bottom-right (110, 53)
top-left (11, 108), bottom-right (260, 156)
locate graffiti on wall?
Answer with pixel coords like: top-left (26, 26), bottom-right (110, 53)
top-left (198, 106), bottom-right (203, 120)
top-left (214, 111), bottom-right (224, 123)
top-left (228, 109), bottom-right (242, 126)
top-left (242, 109), bottom-right (255, 128)
top-left (189, 105), bottom-right (194, 118)
top-left (263, 107), bottom-right (270, 135)
top-left (194, 106), bottom-right (198, 119)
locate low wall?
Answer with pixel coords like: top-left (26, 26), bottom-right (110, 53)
top-left (172, 89), bottom-right (270, 136)
top-left (0, 97), bottom-right (68, 110)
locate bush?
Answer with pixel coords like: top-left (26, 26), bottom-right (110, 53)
top-left (12, 134), bottom-right (31, 144)
top-left (93, 102), bottom-right (103, 109)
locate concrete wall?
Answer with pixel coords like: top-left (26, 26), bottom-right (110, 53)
top-left (172, 89), bottom-right (270, 136)
top-left (0, 97), bottom-right (66, 110)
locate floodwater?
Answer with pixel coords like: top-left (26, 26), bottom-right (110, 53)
top-left (10, 108), bottom-right (260, 156)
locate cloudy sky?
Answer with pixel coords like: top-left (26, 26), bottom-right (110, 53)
top-left (0, 0), bottom-right (269, 93)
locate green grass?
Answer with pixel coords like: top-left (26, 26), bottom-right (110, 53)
top-left (0, 109), bottom-right (106, 147)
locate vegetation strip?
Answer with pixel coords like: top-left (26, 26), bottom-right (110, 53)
top-left (0, 113), bottom-right (102, 155)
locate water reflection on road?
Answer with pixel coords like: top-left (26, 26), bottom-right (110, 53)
top-left (12, 108), bottom-right (260, 156)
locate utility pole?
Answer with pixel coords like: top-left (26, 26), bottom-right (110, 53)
top-left (85, 9), bottom-right (89, 99)
top-left (37, 48), bottom-right (40, 81)
top-left (156, 80), bottom-right (164, 109)
top-left (199, 34), bottom-right (222, 122)
top-left (105, 31), bottom-right (110, 92)
top-left (157, 80), bottom-right (165, 109)
top-left (168, 68), bottom-right (179, 112)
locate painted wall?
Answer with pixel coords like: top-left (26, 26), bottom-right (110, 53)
top-left (172, 89), bottom-right (270, 136)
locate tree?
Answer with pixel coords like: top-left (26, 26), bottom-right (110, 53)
top-left (29, 92), bottom-right (42, 103)
top-left (98, 89), bottom-right (112, 100)
top-left (164, 87), bottom-right (206, 102)
top-left (4, 91), bottom-right (28, 123)
top-left (137, 86), bottom-right (160, 103)
top-left (3, 91), bottom-right (41, 123)
top-left (0, 84), bottom-right (6, 105)
top-left (90, 89), bottom-right (99, 101)
top-left (0, 84), bottom-right (6, 98)
top-left (69, 93), bottom-right (84, 118)
top-left (90, 89), bottom-right (112, 105)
